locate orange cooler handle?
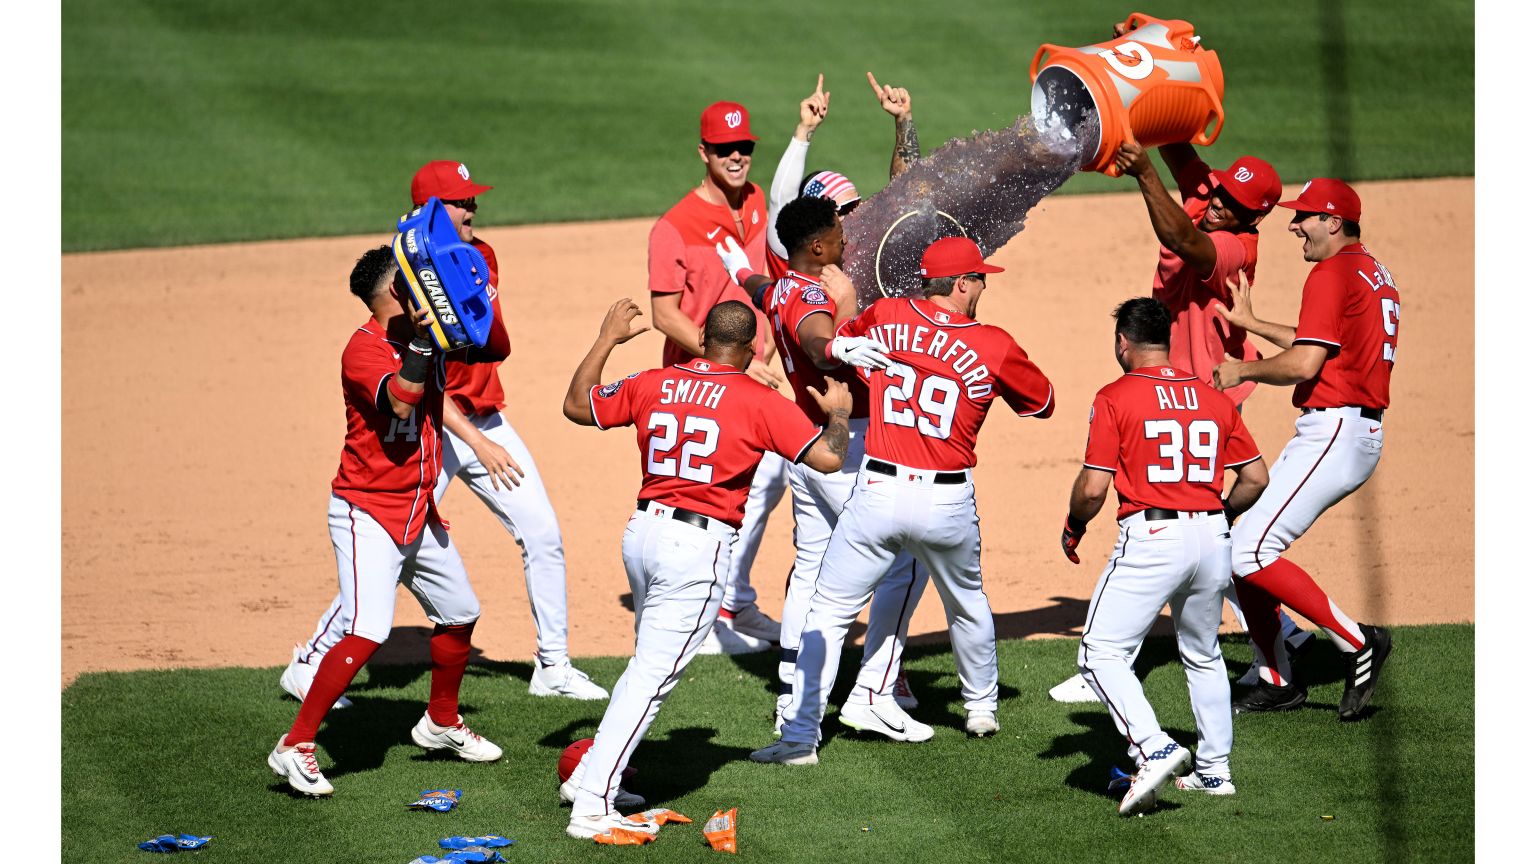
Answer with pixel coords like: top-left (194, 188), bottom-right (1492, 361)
top-left (1190, 74), bottom-right (1226, 145)
top-left (1029, 43), bottom-right (1064, 80)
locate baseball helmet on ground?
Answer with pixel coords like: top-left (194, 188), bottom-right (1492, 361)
top-left (557, 737), bottom-right (637, 783)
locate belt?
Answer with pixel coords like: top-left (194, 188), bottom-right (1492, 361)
top-left (865, 458), bottom-right (967, 484)
top-left (1140, 508), bottom-right (1224, 521)
top-left (1302, 406), bottom-right (1383, 421)
top-left (636, 499), bottom-right (715, 531)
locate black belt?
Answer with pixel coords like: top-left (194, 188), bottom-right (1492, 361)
top-left (1140, 508), bottom-right (1224, 521)
top-left (865, 458), bottom-right (967, 484)
top-left (1302, 406), bottom-right (1383, 421)
top-left (636, 499), bottom-right (713, 531)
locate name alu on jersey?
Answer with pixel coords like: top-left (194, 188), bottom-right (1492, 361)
top-left (661, 377), bottom-right (727, 409)
top-left (869, 323), bottom-right (993, 398)
top-left (1155, 385), bottom-right (1200, 411)
top-left (417, 267), bottom-right (460, 326)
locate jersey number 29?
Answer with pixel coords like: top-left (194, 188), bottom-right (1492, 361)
top-left (1144, 419), bottom-right (1218, 484)
top-left (882, 363), bottom-right (959, 439)
top-left (646, 412), bottom-right (720, 482)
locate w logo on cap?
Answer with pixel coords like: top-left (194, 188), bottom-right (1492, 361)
top-left (1234, 166), bottom-right (1253, 182)
top-left (724, 110), bottom-right (742, 128)
top-left (457, 163), bottom-right (471, 180)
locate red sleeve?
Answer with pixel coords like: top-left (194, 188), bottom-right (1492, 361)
top-left (1223, 400), bottom-right (1263, 468)
top-left (1174, 157), bottom-right (1214, 202)
top-left (836, 303), bottom-right (879, 339)
top-left (475, 290), bottom-right (511, 361)
top-left (1203, 231), bottom-right (1254, 303)
top-left (1082, 391), bottom-right (1119, 472)
top-left (785, 283), bottom-right (836, 334)
top-left (996, 338), bottom-right (1055, 419)
top-left (647, 219), bottom-right (687, 295)
top-left (474, 239), bottom-right (501, 288)
top-left (1294, 267), bottom-right (1347, 351)
top-left (589, 372), bottom-right (643, 430)
top-left (341, 335), bottom-right (399, 416)
top-left (756, 388), bottom-right (824, 464)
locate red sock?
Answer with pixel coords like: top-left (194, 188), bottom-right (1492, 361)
top-left (1232, 576), bottom-right (1286, 683)
top-left (1244, 558), bottom-right (1365, 651)
top-left (428, 622), bottom-right (476, 727)
top-left (286, 634), bottom-right (379, 745)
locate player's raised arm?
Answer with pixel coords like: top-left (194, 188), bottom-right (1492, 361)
top-left (800, 379), bottom-right (853, 473)
top-left (767, 75), bottom-right (830, 260)
top-left (563, 299), bottom-right (650, 425)
top-left (1117, 138), bottom-right (1218, 273)
top-left (869, 72), bottom-right (919, 178)
top-left (384, 307), bottom-right (436, 420)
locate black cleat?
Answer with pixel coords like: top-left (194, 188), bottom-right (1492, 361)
top-left (1233, 679), bottom-right (1306, 714)
top-left (1339, 625), bottom-right (1392, 721)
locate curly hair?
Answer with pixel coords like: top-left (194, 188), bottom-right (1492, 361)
top-left (776, 195), bottom-right (839, 257)
top-left (349, 244), bottom-right (397, 305)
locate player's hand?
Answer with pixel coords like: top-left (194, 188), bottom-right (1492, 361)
top-left (410, 307), bottom-right (435, 340)
top-left (820, 264), bottom-right (857, 313)
top-left (798, 73), bottom-right (830, 135)
top-left (471, 438), bottom-right (525, 490)
top-left (808, 379), bottom-right (853, 417)
top-left (867, 72), bottom-right (912, 120)
top-left (1061, 515), bottom-right (1086, 564)
top-left (599, 298), bottom-right (650, 345)
top-left (715, 235), bottom-right (754, 286)
top-left (1212, 354), bottom-right (1244, 391)
top-left (829, 335), bottom-right (895, 372)
top-left (1113, 20), bottom-right (1134, 37)
top-left (746, 357), bottom-right (786, 390)
top-left (1113, 138), bottom-right (1151, 177)
top-left (1214, 270), bottom-right (1256, 329)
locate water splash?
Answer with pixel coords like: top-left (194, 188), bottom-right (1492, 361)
top-left (842, 113), bottom-right (1085, 307)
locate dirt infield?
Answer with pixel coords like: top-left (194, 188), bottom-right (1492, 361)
top-left (61, 179), bottom-right (1472, 686)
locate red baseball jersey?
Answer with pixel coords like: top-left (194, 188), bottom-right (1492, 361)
top-left (1291, 244), bottom-right (1400, 410)
top-left (331, 318), bottom-right (445, 545)
top-left (589, 357), bottom-right (823, 528)
top-left (757, 269), bottom-right (870, 424)
top-left (1082, 366), bottom-right (1262, 520)
top-left (443, 238), bottom-right (509, 415)
top-left (648, 186), bottom-right (771, 368)
top-left (1151, 157), bottom-right (1263, 405)
top-left (838, 298), bottom-right (1054, 470)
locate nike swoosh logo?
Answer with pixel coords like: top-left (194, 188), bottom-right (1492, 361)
top-left (866, 479), bottom-right (882, 485)
top-left (707, 227), bottom-right (722, 239)
top-left (1148, 526), bottom-right (1167, 534)
top-left (872, 713), bottom-right (906, 733)
top-left (1369, 426), bottom-right (1380, 433)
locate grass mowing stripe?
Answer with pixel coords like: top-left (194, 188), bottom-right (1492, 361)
top-left (63, 625), bottom-right (1471, 862)
top-left (63, 0), bottom-right (1473, 251)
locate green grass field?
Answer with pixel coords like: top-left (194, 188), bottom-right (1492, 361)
top-left (63, 625), bottom-right (1472, 862)
top-left (62, 0), bottom-right (1473, 251)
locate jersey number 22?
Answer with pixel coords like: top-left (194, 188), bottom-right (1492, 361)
top-left (646, 412), bottom-right (720, 482)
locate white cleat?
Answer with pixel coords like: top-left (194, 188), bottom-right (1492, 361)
top-left (720, 603), bottom-right (781, 643)
top-left (529, 663), bottom-right (609, 701)
top-left (893, 669), bottom-right (919, 710)
top-left (694, 619), bottom-right (773, 656)
top-left (749, 740), bottom-right (819, 765)
top-left (279, 645), bottom-right (353, 710)
top-left (1049, 672), bottom-right (1099, 704)
top-left (566, 812), bottom-right (661, 841)
top-left (1174, 772), bottom-right (1237, 796)
top-left (965, 709), bottom-right (1000, 737)
top-left (409, 713), bottom-right (503, 762)
top-left (1118, 743), bottom-right (1193, 816)
top-left (839, 700), bottom-right (933, 743)
top-left (267, 738), bottom-right (334, 797)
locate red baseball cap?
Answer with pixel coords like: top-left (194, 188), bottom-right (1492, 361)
top-left (1278, 178), bottom-right (1362, 222)
top-left (700, 101), bottom-right (757, 144)
top-left (1210, 156), bottom-right (1282, 214)
top-left (919, 237), bottom-right (1005, 279)
top-left (410, 160), bottom-right (494, 206)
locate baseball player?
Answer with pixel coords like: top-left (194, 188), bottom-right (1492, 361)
top-left (1212, 178), bottom-right (1398, 721)
top-left (558, 298), bottom-right (861, 838)
top-left (1049, 137), bottom-right (1309, 703)
top-left (720, 196), bottom-right (930, 740)
top-left (282, 161), bottom-right (608, 705)
top-left (649, 100), bottom-right (792, 655)
top-left (751, 237), bottom-right (1055, 765)
top-left (1059, 298), bottom-right (1269, 814)
top-left (267, 246), bottom-right (508, 797)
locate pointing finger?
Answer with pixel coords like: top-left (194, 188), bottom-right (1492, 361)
top-left (867, 71), bottom-right (882, 96)
top-left (815, 72), bottom-right (824, 95)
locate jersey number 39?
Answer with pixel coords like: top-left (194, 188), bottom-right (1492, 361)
top-left (1144, 419), bottom-right (1218, 484)
top-left (646, 412), bottom-right (720, 482)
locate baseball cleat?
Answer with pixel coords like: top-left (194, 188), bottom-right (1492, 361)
top-left (1232, 679), bottom-right (1307, 714)
top-left (279, 646), bottom-right (353, 710)
top-left (838, 700), bottom-right (934, 743)
top-left (1118, 742), bottom-right (1192, 816)
top-left (267, 737), bottom-right (334, 797)
top-left (410, 713), bottom-right (504, 762)
top-left (529, 662), bottom-right (610, 701)
top-left (566, 812), bottom-right (661, 841)
top-left (1174, 772), bottom-right (1237, 795)
top-left (560, 776), bottom-right (646, 811)
top-left (720, 603), bottom-right (781, 643)
top-left (695, 619), bottom-right (774, 656)
top-left (1049, 672), bottom-right (1100, 704)
top-left (965, 709), bottom-right (1000, 737)
top-left (749, 740), bottom-right (819, 765)
top-left (1339, 625), bottom-right (1393, 721)
top-left (893, 669), bottom-right (919, 710)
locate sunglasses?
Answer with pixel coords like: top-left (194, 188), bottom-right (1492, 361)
top-left (962, 272), bottom-right (987, 284)
top-left (837, 199), bottom-right (861, 217)
top-left (1212, 189), bottom-right (1260, 221)
top-left (441, 197), bottom-right (478, 212)
top-left (709, 141), bottom-right (756, 158)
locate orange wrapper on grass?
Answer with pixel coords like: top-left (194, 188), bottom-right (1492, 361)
top-left (593, 827), bottom-right (656, 846)
top-left (633, 808), bottom-right (692, 826)
top-left (703, 808), bottom-right (738, 854)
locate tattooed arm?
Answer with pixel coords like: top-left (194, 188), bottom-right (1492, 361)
top-left (869, 72), bottom-right (919, 178)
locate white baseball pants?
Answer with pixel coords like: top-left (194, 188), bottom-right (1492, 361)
top-left (780, 418), bottom-right (928, 704)
top-left (571, 506), bottom-right (735, 816)
top-left (306, 495), bottom-right (480, 649)
top-left (1078, 510), bottom-right (1232, 776)
top-left (722, 451), bottom-right (788, 612)
top-left (781, 460), bottom-right (995, 746)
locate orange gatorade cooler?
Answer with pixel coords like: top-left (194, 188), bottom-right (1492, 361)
top-left (1030, 12), bottom-right (1226, 175)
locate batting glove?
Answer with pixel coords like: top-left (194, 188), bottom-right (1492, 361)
top-left (714, 235), bottom-right (754, 287)
top-left (1061, 515), bottom-right (1087, 564)
top-left (828, 335), bottom-right (895, 372)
